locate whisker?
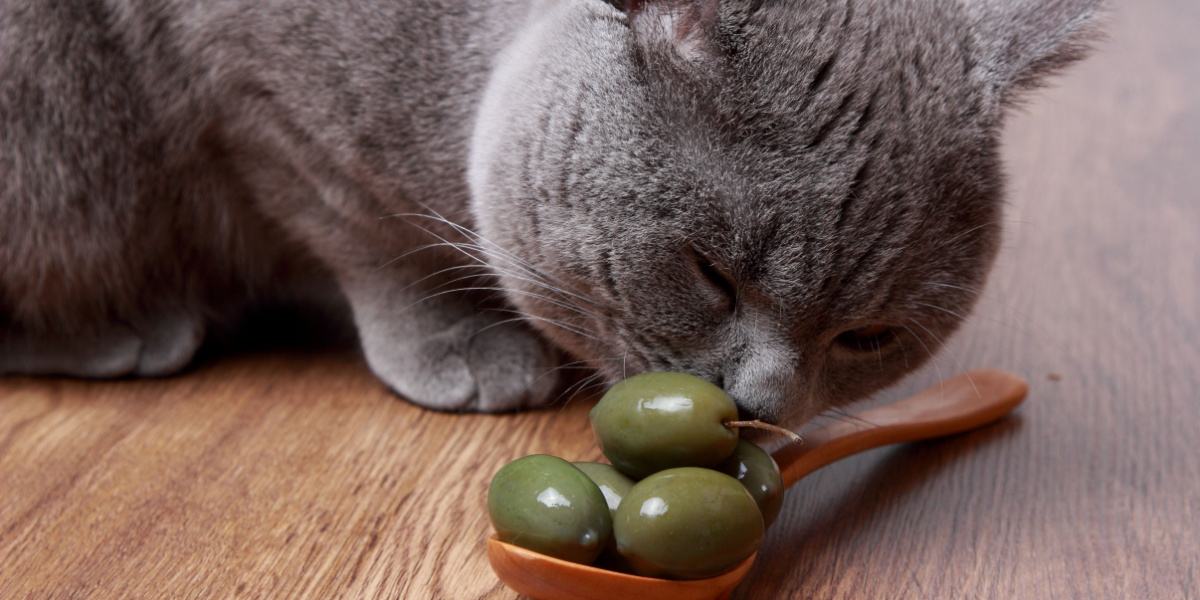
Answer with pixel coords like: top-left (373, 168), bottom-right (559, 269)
top-left (907, 318), bottom-right (980, 402)
top-left (911, 301), bottom-right (970, 322)
top-left (418, 275), bottom-right (597, 319)
top-left (395, 211), bottom-right (542, 274)
top-left (395, 263), bottom-right (493, 294)
top-left (390, 211), bottom-right (557, 287)
top-left (922, 281), bottom-right (983, 296)
top-left (534, 356), bottom-right (623, 383)
top-left (929, 220), bottom-right (1003, 253)
top-left (474, 310), bottom-right (601, 343)
top-left (918, 284), bottom-right (1046, 345)
top-left (400, 285), bottom-right (595, 325)
top-left (392, 212), bottom-right (605, 310)
top-left (376, 241), bottom-right (485, 271)
top-left (825, 406), bottom-right (877, 429)
top-left (382, 244), bottom-right (604, 327)
top-left (901, 321), bottom-right (947, 398)
top-left (485, 304), bottom-right (600, 336)
top-left (555, 371), bottom-right (606, 410)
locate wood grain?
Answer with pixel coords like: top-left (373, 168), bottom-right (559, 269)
top-left (1, 2), bottom-right (1197, 598)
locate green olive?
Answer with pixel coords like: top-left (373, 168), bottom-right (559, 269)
top-left (589, 372), bottom-right (739, 479)
top-left (718, 440), bottom-right (784, 527)
top-left (613, 467), bottom-right (764, 579)
top-left (572, 462), bottom-right (635, 517)
top-left (487, 455), bottom-right (612, 564)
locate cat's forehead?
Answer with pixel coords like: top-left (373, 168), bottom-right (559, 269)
top-left (632, 0), bottom-right (991, 154)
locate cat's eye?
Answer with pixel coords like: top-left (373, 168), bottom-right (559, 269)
top-left (833, 324), bottom-right (899, 353)
top-left (690, 247), bottom-right (737, 309)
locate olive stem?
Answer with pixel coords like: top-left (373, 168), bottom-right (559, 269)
top-left (724, 420), bottom-right (804, 444)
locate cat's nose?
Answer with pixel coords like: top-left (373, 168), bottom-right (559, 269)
top-left (731, 399), bottom-right (777, 423)
top-left (723, 350), bottom-right (800, 424)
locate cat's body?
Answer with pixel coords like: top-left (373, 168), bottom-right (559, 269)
top-left (0, 0), bottom-right (1100, 422)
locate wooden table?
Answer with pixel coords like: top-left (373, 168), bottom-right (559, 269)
top-left (2, 3), bottom-right (1197, 598)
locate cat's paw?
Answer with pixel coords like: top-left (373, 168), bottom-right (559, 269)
top-left (0, 313), bottom-right (203, 378)
top-left (134, 312), bottom-right (205, 376)
top-left (0, 327), bottom-right (142, 378)
top-left (361, 314), bottom-right (562, 412)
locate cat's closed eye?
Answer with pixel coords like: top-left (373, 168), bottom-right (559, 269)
top-left (689, 246), bottom-right (737, 311)
top-left (832, 324), bottom-right (900, 354)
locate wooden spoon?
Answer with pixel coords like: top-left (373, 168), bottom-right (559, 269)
top-left (487, 369), bottom-right (1028, 600)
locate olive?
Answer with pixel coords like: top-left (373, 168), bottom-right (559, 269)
top-left (613, 467), bottom-right (764, 580)
top-left (589, 372), bottom-right (739, 479)
top-left (487, 455), bottom-right (612, 564)
top-left (572, 462), bottom-right (634, 517)
top-left (718, 440), bottom-right (784, 527)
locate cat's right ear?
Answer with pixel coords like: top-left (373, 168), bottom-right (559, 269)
top-left (619, 0), bottom-right (725, 67)
top-left (965, 0), bottom-right (1107, 109)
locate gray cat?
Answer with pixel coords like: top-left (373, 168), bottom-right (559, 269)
top-left (0, 0), bottom-right (1101, 423)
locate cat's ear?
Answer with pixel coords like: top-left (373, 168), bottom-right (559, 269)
top-left (622, 0), bottom-right (725, 66)
top-left (966, 0), bottom-right (1106, 108)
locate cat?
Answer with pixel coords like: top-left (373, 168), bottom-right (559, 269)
top-left (0, 0), bottom-right (1101, 424)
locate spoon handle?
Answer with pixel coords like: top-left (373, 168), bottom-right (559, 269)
top-left (773, 370), bottom-right (1028, 488)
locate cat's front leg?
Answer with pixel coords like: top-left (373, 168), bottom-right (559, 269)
top-left (338, 267), bottom-right (562, 412)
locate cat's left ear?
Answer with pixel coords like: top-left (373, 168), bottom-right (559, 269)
top-left (966, 0), bottom-right (1107, 108)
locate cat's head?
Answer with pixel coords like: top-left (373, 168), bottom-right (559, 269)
top-left (469, 0), bottom-right (1101, 423)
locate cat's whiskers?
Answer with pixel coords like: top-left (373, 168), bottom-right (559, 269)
top-left (532, 356), bottom-right (620, 385)
top-left (896, 330), bottom-right (911, 370)
top-left (920, 282), bottom-right (1048, 347)
top-left (477, 309), bottom-right (601, 343)
top-left (399, 218), bottom-right (606, 316)
top-left (391, 262), bottom-right (494, 296)
top-left (375, 240), bottom-right (490, 271)
top-left (394, 238), bottom-right (598, 323)
top-left (530, 355), bottom-right (626, 405)
top-left (382, 212), bottom-right (613, 354)
top-left (901, 321), bottom-right (949, 399)
top-left (926, 219), bottom-right (1005, 253)
top-left (392, 211), bottom-right (540, 273)
top-left (911, 301), bottom-right (972, 322)
top-left (392, 210), bottom-right (600, 304)
top-left (551, 370), bottom-right (607, 411)
top-left (414, 270), bottom-right (596, 320)
top-left (905, 318), bottom-right (981, 402)
top-left (820, 405), bottom-right (877, 429)
top-left (476, 268), bottom-right (602, 321)
top-left (404, 211), bottom-right (606, 310)
top-left (482, 304), bottom-right (594, 337)
top-left (921, 281), bottom-right (983, 295)
top-left (551, 376), bottom-right (592, 411)
top-left (398, 284), bottom-right (591, 332)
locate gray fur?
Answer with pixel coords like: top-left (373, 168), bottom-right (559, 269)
top-left (0, 0), bottom-right (1101, 420)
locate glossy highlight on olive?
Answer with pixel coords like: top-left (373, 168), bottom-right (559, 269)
top-left (487, 455), bottom-right (612, 564)
top-left (613, 467), bottom-right (764, 580)
top-left (589, 372), bottom-right (739, 480)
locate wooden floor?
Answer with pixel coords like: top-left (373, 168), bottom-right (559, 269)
top-left (2, 3), bottom-right (1198, 599)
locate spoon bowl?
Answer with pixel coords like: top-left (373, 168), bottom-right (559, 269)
top-left (487, 539), bottom-right (754, 600)
top-left (487, 369), bottom-right (1029, 600)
